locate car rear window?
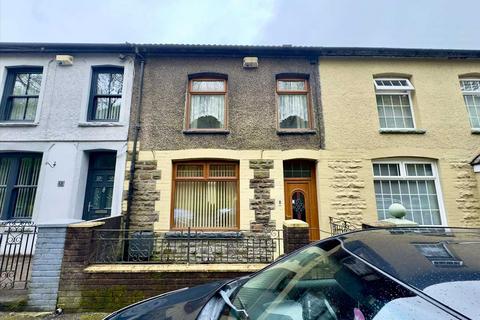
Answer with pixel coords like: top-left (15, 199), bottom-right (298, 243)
top-left (220, 240), bottom-right (458, 320)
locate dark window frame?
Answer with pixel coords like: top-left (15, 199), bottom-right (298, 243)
top-left (0, 152), bottom-right (42, 220)
top-left (185, 77), bottom-right (228, 131)
top-left (87, 66), bottom-right (124, 122)
top-left (276, 77), bottom-right (314, 131)
top-left (0, 67), bottom-right (43, 122)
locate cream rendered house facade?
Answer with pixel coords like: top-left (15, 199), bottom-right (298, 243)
top-left (317, 57), bottom-right (480, 231)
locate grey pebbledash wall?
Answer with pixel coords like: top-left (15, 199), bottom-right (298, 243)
top-left (132, 56), bottom-right (324, 151)
top-left (27, 226), bottom-right (67, 311)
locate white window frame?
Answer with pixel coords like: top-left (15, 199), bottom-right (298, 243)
top-left (374, 78), bottom-right (415, 91)
top-left (459, 78), bottom-right (480, 129)
top-left (374, 78), bottom-right (417, 130)
top-left (372, 159), bottom-right (447, 226)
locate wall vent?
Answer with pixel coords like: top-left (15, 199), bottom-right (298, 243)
top-left (243, 57), bottom-right (258, 69)
top-left (56, 55), bottom-right (74, 66)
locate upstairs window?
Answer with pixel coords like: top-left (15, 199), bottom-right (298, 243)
top-left (0, 68), bottom-right (43, 122)
top-left (460, 79), bottom-right (480, 129)
top-left (186, 78), bottom-right (227, 130)
top-left (277, 79), bottom-right (312, 130)
top-left (373, 160), bottom-right (443, 225)
top-left (88, 67), bottom-right (124, 122)
top-left (374, 78), bottom-right (415, 130)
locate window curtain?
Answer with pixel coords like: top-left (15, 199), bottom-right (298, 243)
top-left (174, 181), bottom-right (237, 229)
top-left (192, 81), bottom-right (224, 91)
top-left (279, 95), bottom-right (308, 128)
top-left (190, 95), bottom-right (225, 128)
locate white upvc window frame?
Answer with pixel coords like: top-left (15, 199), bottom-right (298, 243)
top-left (374, 78), bottom-right (417, 130)
top-left (372, 159), bottom-right (447, 227)
top-left (459, 78), bottom-right (480, 130)
top-left (374, 78), bottom-right (415, 91)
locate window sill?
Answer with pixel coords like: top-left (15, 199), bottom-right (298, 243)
top-left (379, 129), bottom-right (426, 134)
top-left (277, 129), bottom-right (317, 135)
top-left (78, 122), bottom-right (124, 127)
top-left (0, 122), bottom-right (38, 127)
top-left (471, 129), bottom-right (480, 134)
top-left (183, 129), bottom-right (230, 134)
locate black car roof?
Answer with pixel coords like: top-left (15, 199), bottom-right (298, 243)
top-left (340, 228), bottom-right (480, 292)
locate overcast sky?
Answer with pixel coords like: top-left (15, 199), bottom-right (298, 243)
top-left (0, 0), bottom-right (479, 49)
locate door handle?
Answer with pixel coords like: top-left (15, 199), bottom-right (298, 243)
top-left (88, 201), bottom-right (93, 211)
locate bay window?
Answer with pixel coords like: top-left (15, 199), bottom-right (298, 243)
top-left (172, 161), bottom-right (238, 229)
top-left (373, 160), bottom-right (443, 225)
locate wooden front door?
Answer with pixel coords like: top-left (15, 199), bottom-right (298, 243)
top-left (284, 160), bottom-right (319, 240)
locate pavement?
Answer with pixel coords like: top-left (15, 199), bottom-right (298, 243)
top-left (0, 313), bottom-right (109, 320)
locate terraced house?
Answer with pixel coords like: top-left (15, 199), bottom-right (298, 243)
top-left (0, 43), bottom-right (135, 225)
top-left (126, 45), bottom-right (325, 242)
top-left (0, 43), bottom-right (480, 312)
top-left (318, 51), bottom-right (480, 229)
top-left (124, 45), bottom-right (480, 262)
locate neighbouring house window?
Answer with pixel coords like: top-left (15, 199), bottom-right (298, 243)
top-left (374, 78), bottom-right (415, 129)
top-left (277, 79), bottom-right (312, 129)
top-left (460, 79), bottom-right (480, 129)
top-left (172, 161), bottom-right (238, 229)
top-left (0, 153), bottom-right (42, 220)
top-left (186, 79), bottom-right (227, 130)
top-left (0, 68), bottom-right (43, 121)
top-left (88, 67), bottom-right (124, 121)
top-left (373, 160), bottom-right (442, 225)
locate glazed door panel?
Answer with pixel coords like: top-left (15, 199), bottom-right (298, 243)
top-left (284, 179), bottom-right (319, 240)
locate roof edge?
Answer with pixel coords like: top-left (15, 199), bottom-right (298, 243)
top-left (0, 42), bottom-right (479, 59)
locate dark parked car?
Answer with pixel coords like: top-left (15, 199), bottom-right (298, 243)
top-left (106, 228), bottom-right (480, 320)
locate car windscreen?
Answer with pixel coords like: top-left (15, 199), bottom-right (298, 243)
top-left (220, 240), bottom-right (458, 320)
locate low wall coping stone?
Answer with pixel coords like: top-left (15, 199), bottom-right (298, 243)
top-left (68, 221), bottom-right (105, 228)
top-left (283, 219), bottom-right (309, 228)
top-left (84, 263), bottom-right (267, 273)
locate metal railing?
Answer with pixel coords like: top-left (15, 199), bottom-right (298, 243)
top-left (329, 217), bottom-right (361, 235)
top-left (90, 228), bottom-right (285, 264)
top-left (0, 220), bottom-right (37, 290)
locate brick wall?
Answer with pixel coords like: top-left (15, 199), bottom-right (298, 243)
top-left (27, 226), bottom-right (67, 311)
top-left (57, 225), bottom-right (253, 312)
top-left (283, 224), bottom-right (310, 254)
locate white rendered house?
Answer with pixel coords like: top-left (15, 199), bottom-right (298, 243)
top-left (0, 44), bottom-right (135, 225)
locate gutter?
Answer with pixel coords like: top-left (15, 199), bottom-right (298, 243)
top-left (1, 42), bottom-right (480, 59)
top-left (124, 46), bottom-right (146, 232)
